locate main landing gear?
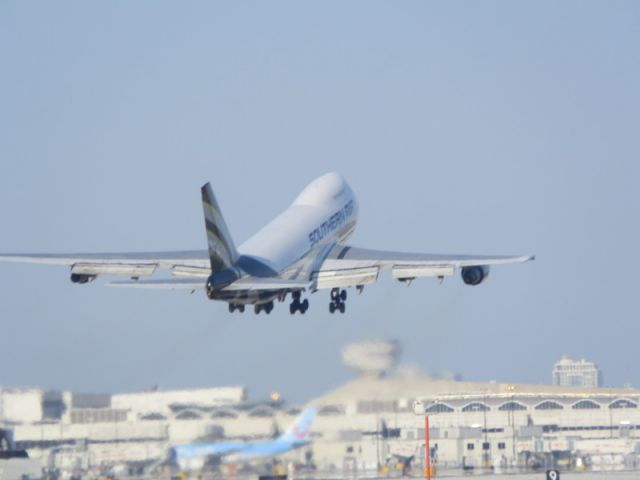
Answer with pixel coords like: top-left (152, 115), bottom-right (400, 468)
top-left (329, 288), bottom-right (347, 314)
top-left (289, 291), bottom-right (309, 314)
top-left (228, 303), bottom-right (245, 313)
top-left (254, 301), bottom-right (274, 315)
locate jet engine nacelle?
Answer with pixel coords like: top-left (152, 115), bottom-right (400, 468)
top-left (461, 265), bottom-right (490, 286)
top-left (70, 273), bottom-right (96, 284)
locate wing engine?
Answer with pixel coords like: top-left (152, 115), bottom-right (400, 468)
top-left (460, 265), bottom-right (490, 286)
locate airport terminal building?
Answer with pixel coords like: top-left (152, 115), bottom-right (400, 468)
top-left (307, 374), bottom-right (640, 472)
top-left (1, 346), bottom-right (639, 476)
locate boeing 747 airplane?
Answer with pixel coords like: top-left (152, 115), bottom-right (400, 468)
top-left (170, 408), bottom-right (317, 472)
top-left (0, 172), bottom-right (533, 314)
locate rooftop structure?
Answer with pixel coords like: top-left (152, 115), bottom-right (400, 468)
top-left (552, 356), bottom-right (602, 388)
top-left (111, 386), bottom-right (247, 418)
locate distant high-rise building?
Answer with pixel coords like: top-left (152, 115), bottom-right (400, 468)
top-left (552, 356), bottom-right (602, 388)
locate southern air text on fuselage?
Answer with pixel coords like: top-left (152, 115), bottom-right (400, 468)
top-left (308, 200), bottom-right (354, 247)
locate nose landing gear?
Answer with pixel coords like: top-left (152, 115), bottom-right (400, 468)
top-left (329, 288), bottom-right (347, 314)
top-left (289, 291), bottom-right (309, 314)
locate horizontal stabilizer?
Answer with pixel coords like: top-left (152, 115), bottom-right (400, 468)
top-left (221, 277), bottom-right (310, 291)
top-left (108, 276), bottom-right (310, 291)
top-left (107, 278), bottom-right (205, 289)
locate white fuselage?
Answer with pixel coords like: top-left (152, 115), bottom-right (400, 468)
top-left (238, 172), bottom-right (359, 274)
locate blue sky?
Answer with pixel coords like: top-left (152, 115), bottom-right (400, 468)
top-left (0, 2), bottom-right (639, 402)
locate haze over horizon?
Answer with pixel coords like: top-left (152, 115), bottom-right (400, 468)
top-left (1, 1), bottom-right (639, 403)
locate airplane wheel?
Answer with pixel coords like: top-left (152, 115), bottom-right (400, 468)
top-left (329, 303), bottom-right (336, 314)
top-left (301, 299), bottom-right (309, 313)
top-left (254, 305), bottom-right (261, 314)
top-left (265, 302), bottom-right (273, 314)
top-left (228, 303), bottom-right (235, 313)
top-left (290, 299), bottom-right (301, 314)
top-left (340, 289), bottom-right (347, 301)
top-left (331, 288), bottom-right (339, 300)
top-left (339, 302), bottom-right (346, 314)
top-left (238, 305), bottom-right (245, 313)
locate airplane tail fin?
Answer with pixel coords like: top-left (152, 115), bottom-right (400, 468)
top-left (201, 183), bottom-right (238, 272)
top-left (278, 408), bottom-right (317, 445)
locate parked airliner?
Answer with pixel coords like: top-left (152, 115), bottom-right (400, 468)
top-left (170, 408), bottom-right (317, 472)
top-left (0, 172), bottom-right (533, 314)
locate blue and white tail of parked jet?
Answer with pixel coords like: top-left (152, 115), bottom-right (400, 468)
top-left (170, 408), bottom-right (317, 471)
top-left (0, 172), bottom-right (533, 314)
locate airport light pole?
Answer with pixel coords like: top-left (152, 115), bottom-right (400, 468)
top-left (506, 384), bottom-right (516, 469)
top-left (425, 414), bottom-right (431, 480)
top-left (482, 392), bottom-right (490, 470)
top-left (413, 400), bottom-right (432, 480)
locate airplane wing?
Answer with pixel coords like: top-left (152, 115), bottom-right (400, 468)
top-left (0, 251), bottom-right (210, 282)
top-left (312, 244), bottom-right (534, 289)
top-left (0, 251), bottom-right (311, 291)
top-left (0, 251), bottom-right (210, 266)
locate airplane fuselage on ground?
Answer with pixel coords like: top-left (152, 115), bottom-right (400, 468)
top-left (170, 408), bottom-right (317, 472)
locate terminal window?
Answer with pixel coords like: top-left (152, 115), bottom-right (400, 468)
top-left (498, 401), bottom-right (526, 411)
top-left (319, 405), bottom-right (346, 416)
top-left (426, 403), bottom-right (454, 413)
top-left (609, 399), bottom-right (637, 409)
top-left (535, 401), bottom-right (564, 410)
top-left (467, 443), bottom-right (474, 451)
top-left (572, 400), bottom-right (600, 410)
top-left (498, 442), bottom-right (506, 450)
top-left (462, 402), bottom-right (490, 412)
